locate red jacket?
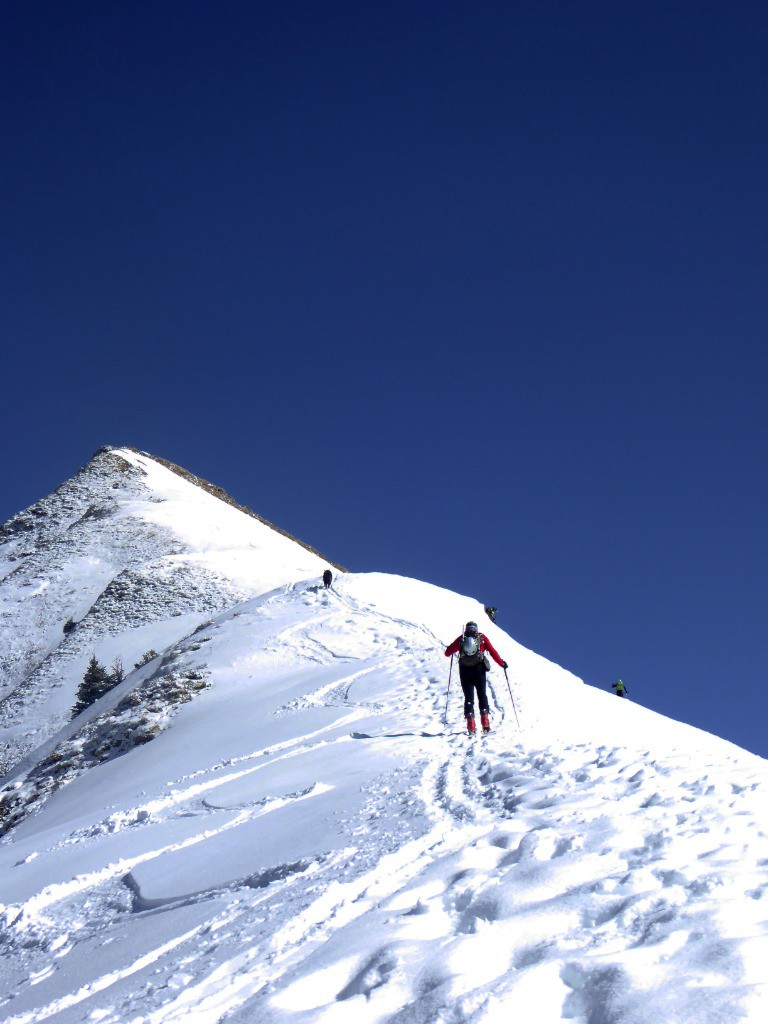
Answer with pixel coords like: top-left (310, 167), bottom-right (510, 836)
top-left (445, 632), bottom-right (505, 667)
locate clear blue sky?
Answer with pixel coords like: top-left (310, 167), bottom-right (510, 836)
top-left (2, 1), bottom-right (766, 756)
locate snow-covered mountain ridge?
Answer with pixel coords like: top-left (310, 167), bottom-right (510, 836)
top-left (1, 450), bottom-right (767, 1024)
top-left (0, 446), bottom-right (336, 778)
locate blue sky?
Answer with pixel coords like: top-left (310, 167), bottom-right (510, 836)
top-left (2, 1), bottom-right (766, 756)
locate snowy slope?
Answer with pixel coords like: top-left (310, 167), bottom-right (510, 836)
top-left (1, 455), bottom-right (767, 1024)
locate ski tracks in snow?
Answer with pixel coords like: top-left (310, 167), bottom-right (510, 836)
top-left (0, 585), bottom-right (450, 1023)
top-left (2, 581), bottom-right (768, 1023)
top-left (237, 734), bottom-right (768, 1023)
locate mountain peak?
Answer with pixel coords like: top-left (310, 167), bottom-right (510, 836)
top-left (100, 445), bottom-right (346, 572)
top-left (0, 445), bottom-right (341, 778)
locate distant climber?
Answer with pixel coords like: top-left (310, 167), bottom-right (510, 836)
top-left (322, 569), bottom-right (333, 589)
top-left (484, 606), bottom-right (497, 623)
top-left (445, 621), bottom-right (507, 735)
top-left (612, 679), bottom-right (628, 698)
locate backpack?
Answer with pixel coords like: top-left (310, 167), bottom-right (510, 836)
top-left (459, 633), bottom-right (489, 669)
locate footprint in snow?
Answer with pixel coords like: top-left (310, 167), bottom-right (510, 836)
top-left (336, 947), bottom-right (398, 1001)
top-left (499, 827), bottom-right (563, 866)
top-left (560, 962), bottom-right (629, 1023)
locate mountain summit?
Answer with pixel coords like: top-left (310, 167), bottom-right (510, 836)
top-left (0, 446), bottom-right (339, 777)
top-left (1, 450), bottom-right (766, 1023)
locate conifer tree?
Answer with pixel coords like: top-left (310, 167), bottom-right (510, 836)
top-left (73, 655), bottom-right (112, 716)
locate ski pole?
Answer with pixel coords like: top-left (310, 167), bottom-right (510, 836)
top-left (504, 666), bottom-right (520, 729)
top-left (443, 655), bottom-right (454, 728)
top-left (444, 624), bottom-right (469, 729)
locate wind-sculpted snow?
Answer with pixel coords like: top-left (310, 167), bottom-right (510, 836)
top-left (0, 653), bottom-right (210, 837)
top-left (1, 569), bottom-right (767, 1024)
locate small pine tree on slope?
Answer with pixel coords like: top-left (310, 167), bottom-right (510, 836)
top-left (73, 655), bottom-right (114, 717)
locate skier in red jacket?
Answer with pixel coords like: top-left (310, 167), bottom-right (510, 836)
top-left (445, 621), bottom-right (507, 734)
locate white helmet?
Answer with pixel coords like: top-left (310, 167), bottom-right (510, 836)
top-left (461, 635), bottom-right (479, 657)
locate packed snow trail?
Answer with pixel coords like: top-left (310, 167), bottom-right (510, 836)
top-left (1, 576), bottom-right (767, 1024)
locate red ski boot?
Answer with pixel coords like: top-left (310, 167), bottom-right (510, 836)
top-left (481, 712), bottom-right (491, 734)
top-left (466, 715), bottom-right (476, 735)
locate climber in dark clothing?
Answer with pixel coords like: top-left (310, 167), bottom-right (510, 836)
top-left (445, 621), bottom-right (507, 734)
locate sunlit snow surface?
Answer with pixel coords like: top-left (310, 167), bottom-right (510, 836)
top-left (1, 453), bottom-right (767, 1023)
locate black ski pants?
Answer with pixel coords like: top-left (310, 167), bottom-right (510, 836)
top-left (459, 662), bottom-right (489, 718)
